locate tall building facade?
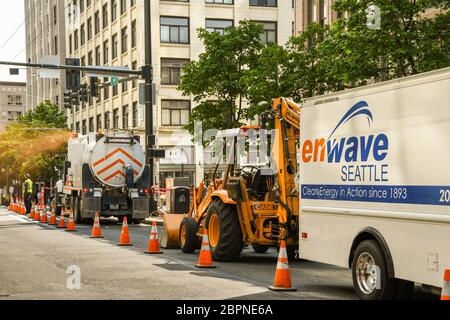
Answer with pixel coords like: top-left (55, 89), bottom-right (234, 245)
top-left (294, 0), bottom-right (338, 34)
top-left (24, 0), bottom-right (67, 112)
top-left (0, 82), bottom-right (27, 132)
top-left (64, 0), bottom-right (295, 186)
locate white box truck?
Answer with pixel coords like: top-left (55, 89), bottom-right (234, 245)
top-left (299, 67), bottom-right (450, 300)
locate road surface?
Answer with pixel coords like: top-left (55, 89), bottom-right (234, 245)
top-left (0, 209), bottom-right (436, 300)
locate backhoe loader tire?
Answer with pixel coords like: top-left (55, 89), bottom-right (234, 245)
top-left (252, 244), bottom-right (270, 254)
top-left (206, 200), bottom-right (243, 262)
top-left (180, 217), bottom-right (199, 254)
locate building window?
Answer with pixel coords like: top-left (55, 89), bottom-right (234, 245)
top-left (206, 19), bottom-right (233, 35)
top-left (88, 51), bottom-right (93, 66)
top-left (103, 40), bottom-right (109, 63)
top-left (80, 23), bottom-right (85, 46)
top-left (69, 34), bottom-right (73, 53)
top-left (102, 3), bottom-right (108, 29)
top-left (160, 17), bottom-right (189, 44)
top-left (54, 36), bottom-right (58, 55)
top-left (132, 102), bottom-right (138, 128)
top-left (74, 29), bottom-right (79, 50)
top-left (249, 0), bottom-right (277, 7)
top-left (121, 27), bottom-right (128, 54)
top-left (95, 11), bottom-right (100, 34)
top-left (206, 0), bottom-right (233, 4)
top-left (76, 122), bottom-right (80, 133)
top-left (112, 33), bottom-right (118, 59)
top-left (88, 117), bottom-right (94, 133)
top-left (161, 100), bottom-right (190, 127)
top-left (53, 5), bottom-right (57, 25)
top-left (95, 46), bottom-right (101, 65)
top-left (87, 17), bottom-right (92, 40)
top-left (120, 0), bottom-right (127, 15)
top-left (254, 21), bottom-right (277, 44)
top-left (122, 105), bottom-right (129, 129)
top-left (113, 109), bottom-right (119, 129)
top-left (96, 114), bottom-right (102, 130)
top-left (80, 0), bottom-right (85, 13)
top-left (132, 61), bottom-right (138, 88)
top-left (113, 84), bottom-right (119, 96)
top-left (104, 112), bottom-right (110, 129)
top-left (111, 0), bottom-right (117, 22)
top-left (161, 59), bottom-right (189, 85)
top-left (131, 20), bottom-right (137, 48)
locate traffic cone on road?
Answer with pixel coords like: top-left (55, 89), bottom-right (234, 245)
top-left (29, 205), bottom-right (36, 219)
top-left (441, 269), bottom-right (450, 300)
top-left (65, 210), bottom-right (77, 232)
top-left (195, 229), bottom-right (216, 269)
top-left (34, 207), bottom-right (41, 222)
top-left (118, 217), bottom-right (132, 246)
top-left (57, 209), bottom-right (67, 229)
top-left (40, 206), bottom-right (49, 224)
top-left (48, 206), bottom-right (57, 226)
top-left (268, 241), bottom-right (296, 292)
top-left (20, 202), bottom-right (26, 215)
top-left (90, 212), bottom-right (104, 239)
top-left (145, 221), bottom-right (163, 254)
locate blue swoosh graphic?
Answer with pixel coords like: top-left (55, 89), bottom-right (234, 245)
top-left (328, 101), bottom-right (373, 140)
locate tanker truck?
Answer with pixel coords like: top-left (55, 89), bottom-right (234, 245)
top-left (62, 131), bottom-right (151, 224)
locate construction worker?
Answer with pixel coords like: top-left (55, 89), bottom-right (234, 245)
top-left (24, 174), bottom-right (33, 214)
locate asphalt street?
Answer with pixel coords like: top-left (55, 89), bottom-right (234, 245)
top-left (0, 208), bottom-right (437, 300)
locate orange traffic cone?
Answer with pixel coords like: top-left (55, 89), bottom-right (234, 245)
top-left (65, 210), bottom-right (77, 232)
top-left (441, 269), bottom-right (450, 300)
top-left (57, 209), bottom-right (67, 229)
top-left (90, 212), bottom-right (104, 239)
top-left (49, 206), bottom-right (58, 226)
top-left (29, 205), bottom-right (36, 219)
top-left (195, 229), bottom-right (216, 269)
top-left (268, 241), bottom-right (296, 292)
top-left (118, 217), bottom-right (132, 246)
top-left (20, 202), bottom-right (26, 215)
top-left (34, 207), bottom-right (41, 222)
top-left (145, 221), bottom-right (163, 254)
top-left (40, 206), bottom-right (49, 224)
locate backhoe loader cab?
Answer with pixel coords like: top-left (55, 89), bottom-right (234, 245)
top-left (180, 98), bottom-right (301, 262)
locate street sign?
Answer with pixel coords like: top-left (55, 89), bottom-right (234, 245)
top-left (38, 55), bottom-right (61, 79)
top-left (111, 77), bottom-right (119, 87)
top-left (85, 66), bottom-right (131, 78)
top-left (139, 83), bottom-right (157, 106)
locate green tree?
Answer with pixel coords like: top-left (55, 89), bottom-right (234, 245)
top-left (179, 20), bottom-right (264, 135)
top-left (18, 100), bottom-right (68, 128)
top-left (330, 0), bottom-right (450, 82)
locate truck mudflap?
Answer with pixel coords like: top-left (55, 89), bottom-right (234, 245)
top-left (132, 198), bottom-right (150, 219)
top-left (82, 197), bottom-right (102, 219)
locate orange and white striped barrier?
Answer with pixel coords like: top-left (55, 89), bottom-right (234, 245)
top-left (145, 221), bottom-right (163, 254)
top-left (195, 229), bottom-right (216, 269)
top-left (268, 241), bottom-right (297, 292)
top-left (90, 212), bottom-right (104, 239)
top-left (442, 269), bottom-right (450, 300)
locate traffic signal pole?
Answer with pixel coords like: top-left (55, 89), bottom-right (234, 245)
top-left (144, 0), bottom-right (155, 204)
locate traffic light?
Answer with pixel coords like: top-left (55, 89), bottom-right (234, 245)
top-left (90, 77), bottom-right (99, 98)
top-left (71, 91), bottom-right (80, 106)
top-left (64, 90), bottom-right (73, 109)
top-left (79, 84), bottom-right (89, 103)
top-left (66, 58), bottom-right (81, 91)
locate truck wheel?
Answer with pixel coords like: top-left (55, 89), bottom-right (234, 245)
top-left (252, 244), bottom-right (270, 254)
top-left (180, 217), bottom-right (199, 254)
top-left (205, 200), bottom-right (243, 262)
top-left (352, 240), bottom-right (395, 300)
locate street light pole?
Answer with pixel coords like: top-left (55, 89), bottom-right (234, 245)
top-left (144, 0), bottom-right (156, 209)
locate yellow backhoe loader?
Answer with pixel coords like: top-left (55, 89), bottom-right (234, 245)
top-left (164, 97), bottom-right (301, 261)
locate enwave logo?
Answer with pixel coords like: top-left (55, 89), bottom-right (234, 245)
top-left (302, 101), bottom-right (389, 164)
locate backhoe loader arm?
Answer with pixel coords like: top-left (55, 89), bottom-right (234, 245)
top-left (271, 98), bottom-right (300, 240)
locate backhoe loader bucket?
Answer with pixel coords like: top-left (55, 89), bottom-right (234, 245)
top-left (159, 213), bottom-right (185, 249)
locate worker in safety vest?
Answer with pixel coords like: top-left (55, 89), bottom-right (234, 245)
top-left (24, 174), bottom-right (33, 214)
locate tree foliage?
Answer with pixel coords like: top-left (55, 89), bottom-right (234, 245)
top-left (0, 101), bottom-right (69, 185)
top-left (179, 2), bottom-right (449, 137)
